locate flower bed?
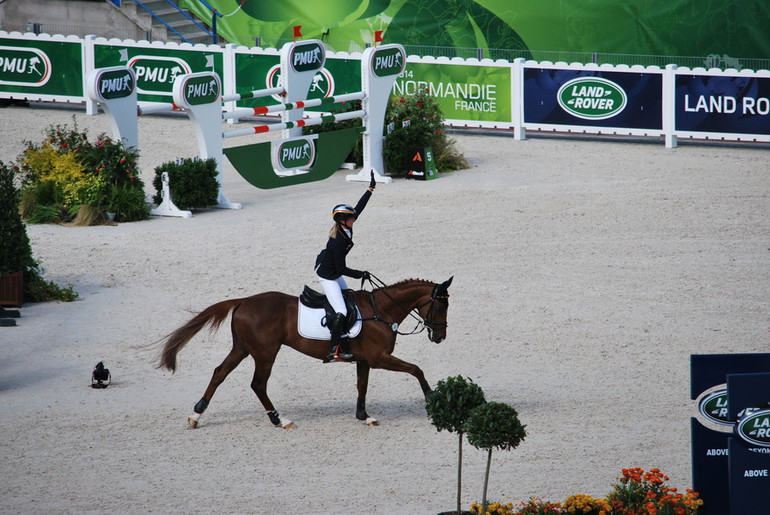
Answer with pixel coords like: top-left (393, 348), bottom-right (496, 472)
top-left (469, 468), bottom-right (703, 515)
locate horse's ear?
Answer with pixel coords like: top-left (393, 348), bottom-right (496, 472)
top-left (442, 276), bottom-right (453, 290)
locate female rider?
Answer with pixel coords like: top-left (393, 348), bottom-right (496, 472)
top-left (314, 172), bottom-right (376, 362)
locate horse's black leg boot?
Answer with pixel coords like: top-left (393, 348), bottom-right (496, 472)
top-left (325, 312), bottom-right (353, 362)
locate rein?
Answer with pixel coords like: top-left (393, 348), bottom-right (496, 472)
top-left (359, 274), bottom-right (448, 336)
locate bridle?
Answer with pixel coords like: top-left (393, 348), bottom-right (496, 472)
top-left (361, 275), bottom-right (449, 338)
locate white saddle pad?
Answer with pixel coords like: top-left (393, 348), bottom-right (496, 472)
top-left (297, 301), bottom-right (363, 341)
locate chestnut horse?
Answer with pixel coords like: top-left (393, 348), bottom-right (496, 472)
top-left (158, 277), bottom-right (453, 429)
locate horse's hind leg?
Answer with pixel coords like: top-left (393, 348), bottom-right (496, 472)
top-left (188, 345), bottom-right (248, 428)
top-left (355, 361), bottom-right (378, 426)
top-left (249, 357), bottom-right (295, 429)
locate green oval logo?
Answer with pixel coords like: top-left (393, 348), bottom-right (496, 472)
top-left (267, 65), bottom-right (334, 101)
top-left (0, 46), bottom-right (51, 87)
top-left (181, 73), bottom-right (220, 105)
top-left (128, 56), bottom-right (192, 96)
top-left (95, 68), bottom-right (135, 100)
top-left (290, 42), bottom-right (325, 73)
top-left (698, 389), bottom-right (732, 426)
top-left (371, 46), bottom-right (405, 78)
top-left (275, 137), bottom-right (315, 171)
top-left (557, 76), bottom-right (627, 120)
top-left (737, 409), bottom-right (770, 447)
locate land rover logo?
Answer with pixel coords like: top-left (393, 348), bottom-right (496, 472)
top-left (127, 56), bottom-right (192, 95)
top-left (698, 389), bottom-right (732, 426)
top-left (737, 409), bottom-right (770, 447)
top-left (182, 74), bottom-right (219, 105)
top-left (276, 138), bottom-right (315, 170)
top-left (290, 42), bottom-right (324, 73)
top-left (95, 68), bottom-right (135, 100)
top-left (0, 46), bottom-right (51, 87)
top-left (557, 76), bottom-right (627, 120)
top-left (371, 46), bottom-right (405, 78)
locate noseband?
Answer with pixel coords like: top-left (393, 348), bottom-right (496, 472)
top-left (418, 284), bottom-right (449, 340)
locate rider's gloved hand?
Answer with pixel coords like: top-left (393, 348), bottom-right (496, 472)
top-left (361, 271), bottom-right (371, 280)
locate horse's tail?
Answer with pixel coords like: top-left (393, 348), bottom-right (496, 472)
top-left (158, 298), bottom-right (243, 373)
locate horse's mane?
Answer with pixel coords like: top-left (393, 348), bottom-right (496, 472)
top-left (373, 278), bottom-right (433, 292)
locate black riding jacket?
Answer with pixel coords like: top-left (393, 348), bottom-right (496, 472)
top-left (315, 189), bottom-right (372, 280)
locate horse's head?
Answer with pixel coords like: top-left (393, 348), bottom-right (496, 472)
top-left (419, 276), bottom-right (453, 343)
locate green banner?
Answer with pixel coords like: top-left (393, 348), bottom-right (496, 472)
top-left (233, 53), bottom-right (510, 123)
top-left (94, 44), bottom-right (223, 103)
top-left (233, 53), bottom-right (361, 110)
top-left (393, 62), bottom-right (511, 124)
top-left (0, 37), bottom-right (83, 97)
top-left (182, 0), bottom-right (770, 60)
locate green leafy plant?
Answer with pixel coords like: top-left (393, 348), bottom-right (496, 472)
top-left (0, 161), bottom-right (35, 276)
top-left (0, 160), bottom-right (77, 303)
top-left (152, 157), bottom-right (219, 210)
top-left (383, 88), bottom-right (467, 176)
top-left (465, 402), bottom-right (527, 515)
top-left (107, 182), bottom-right (150, 222)
top-left (15, 120), bottom-right (148, 225)
top-left (425, 375), bottom-right (487, 515)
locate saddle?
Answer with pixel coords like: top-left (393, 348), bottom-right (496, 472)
top-left (299, 286), bottom-right (358, 331)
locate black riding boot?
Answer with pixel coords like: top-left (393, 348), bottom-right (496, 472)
top-left (325, 312), bottom-right (353, 362)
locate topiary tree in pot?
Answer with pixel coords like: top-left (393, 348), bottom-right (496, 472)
top-left (464, 402), bottom-right (527, 515)
top-left (425, 375), bottom-right (487, 515)
top-left (0, 161), bottom-right (34, 305)
top-left (0, 161), bottom-right (78, 304)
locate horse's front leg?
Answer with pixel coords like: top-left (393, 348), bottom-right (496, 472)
top-left (370, 354), bottom-right (433, 398)
top-left (356, 361), bottom-right (378, 426)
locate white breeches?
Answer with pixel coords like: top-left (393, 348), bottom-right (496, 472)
top-left (317, 275), bottom-right (349, 315)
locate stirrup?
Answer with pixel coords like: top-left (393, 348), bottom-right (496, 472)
top-left (324, 345), bottom-right (353, 363)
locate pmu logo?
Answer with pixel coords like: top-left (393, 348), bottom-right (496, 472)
top-left (698, 389), bottom-right (732, 426)
top-left (95, 68), bottom-right (135, 100)
top-left (182, 74), bottom-right (219, 106)
top-left (737, 409), bottom-right (770, 447)
top-left (267, 65), bottom-right (335, 102)
top-left (127, 55), bottom-right (192, 96)
top-left (557, 76), bottom-right (627, 120)
top-left (0, 46), bottom-right (51, 87)
top-left (275, 138), bottom-right (315, 171)
top-left (371, 46), bottom-right (405, 78)
top-left (290, 42), bottom-right (324, 73)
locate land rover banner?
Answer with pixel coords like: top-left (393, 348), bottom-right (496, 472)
top-left (93, 43), bottom-right (224, 103)
top-left (690, 354), bottom-right (770, 515)
top-left (0, 36), bottom-right (82, 98)
top-left (523, 68), bottom-right (662, 130)
top-left (675, 74), bottom-right (770, 136)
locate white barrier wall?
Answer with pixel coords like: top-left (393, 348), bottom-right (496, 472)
top-left (1, 30), bottom-right (769, 146)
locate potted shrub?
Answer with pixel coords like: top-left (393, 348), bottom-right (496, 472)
top-left (464, 402), bottom-right (527, 515)
top-left (152, 157), bottom-right (219, 210)
top-left (0, 161), bottom-right (31, 306)
top-left (425, 376), bottom-right (487, 515)
top-left (0, 161), bottom-right (77, 304)
top-left (383, 88), bottom-right (468, 176)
